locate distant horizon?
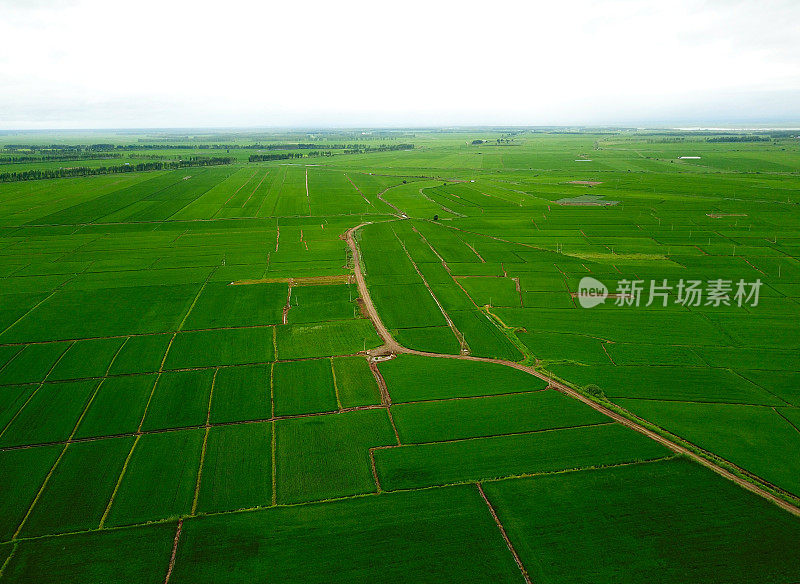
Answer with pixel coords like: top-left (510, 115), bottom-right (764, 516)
top-left (2, 122), bottom-right (800, 133)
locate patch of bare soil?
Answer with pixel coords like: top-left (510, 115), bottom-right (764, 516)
top-left (229, 275), bottom-right (354, 286)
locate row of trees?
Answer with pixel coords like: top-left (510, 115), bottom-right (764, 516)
top-left (254, 143), bottom-right (414, 151)
top-left (248, 144), bottom-right (414, 162)
top-left (4, 142), bottom-right (416, 153)
top-left (706, 136), bottom-right (771, 143)
top-left (307, 145), bottom-right (414, 156)
top-left (258, 143), bottom-right (371, 150)
top-left (248, 153), bottom-right (304, 162)
top-left (0, 156), bottom-right (233, 183)
top-left (0, 153), bottom-right (123, 163)
top-left (471, 139), bottom-right (513, 145)
top-left (3, 144), bottom-right (116, 152)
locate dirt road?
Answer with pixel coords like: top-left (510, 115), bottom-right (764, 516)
top-left (344, 224), bottom-right (403, 354)
top-left (344, 222), bottom-right (800, 519)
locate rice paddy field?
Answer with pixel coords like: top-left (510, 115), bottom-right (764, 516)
top-left (0, 128), bottom-right (798, 582)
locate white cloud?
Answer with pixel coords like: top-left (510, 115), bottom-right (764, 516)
top-left (1, 0), bottom-right (799, 128)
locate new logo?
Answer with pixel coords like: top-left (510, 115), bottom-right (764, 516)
top-left (577, 277), bottom-right (608, 308)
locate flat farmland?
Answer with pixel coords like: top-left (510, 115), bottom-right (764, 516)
top-left (0, 129), bottom-right (798, 583)
top-left (482, 458), bottom-right (800, 584)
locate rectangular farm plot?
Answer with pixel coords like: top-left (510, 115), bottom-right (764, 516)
top-left (428, 278), bottom-right (477, 311)
top-left (413, 223), bottom-right (484, 263)
top-left (614, 398), bottom-right (800, 496)
top-left (0, 543), bottom-right (10, 571)
top-left (107, 334), bottom-right (172, 375)
top-left (275, 409), bottom-right (396, 504)
top-left (104, 428), bottom-right (204, 527)
top-left (0, 294), bottom-right (50, 341)
top-left (546, 364), bottom-right (785, 405)
top-left (74, 374), bottom-right (156, 438)
top-left (482, 458), bottom-right (800, 584)
top-left (0, 341), bottom-right (70, 385)
top-left (449, 262), bottom-right (506, 277)
top-left (494, 307), bottom-right (731, 347)
top-left (394, 325), bottom-right (461, 354)
top-left (275, 319), bottom-right (381, 360)
top-left (210, 364), bottom-right (270, 423)
top-left (171, 485), bottom-right (522, 584)
top-left (737, 370), bottom-right (800, 406)
top-left (517, 271), bottom-right (570, 292)
top-left (0, 379), bottom-right (97, 447)
top-left (48, 337), bottom-right (126, 381)
top-left (379, 354), bottom-right (547, 402)
top-left (693, 346), bottom-right (800, 371)
top-left (0, 444), bottom-right (61, 541)
top-left (604, 343), bottom-right (706, 366)
top-left (307, 168), bottom-right (372, 215)
top-left (0, 345), bottom-right (23, 373)
top-left (375, 423), bottom-right (669, 490)
top-left (370, 283), bottom-right (447, 329)
top-left (517, 330), bottom-right (612, 365)
top-left (332, 356), bottom-right (381, 408)
top-left (286, 284), bottom-right (359, 324)
top-left (782, 406), bottom-right (800, 429)
top-left (196, 422), bottom-right (272, 513)
top-left (20, 436), bottom-right (134, 537)
top-left (182, 282), bottom-right (285, 330)
top-left (449, 310), bottom-right (522, 361)
top-left (362, 251), bottom-right (422, 285)
top-left (164, 327), bottom-right (274, 369)
top-left (392, 390), bottom-right (608, 443)
top-left (458, 277), bottom-right (521, 307)
top-left (273, 359), bottom-right (337, 416)
top-left (0, 284), bottom-right (200, 344)
top-left (520, 291), bottom-right (574, 308)
top-left (0, 384), bottom-right (38, 430)
top-left (3, 521), bottom-right (177, 584)
top-left (140, 369), bottom-right (214, 431)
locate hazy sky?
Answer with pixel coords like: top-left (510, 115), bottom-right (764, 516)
top-left (1, 0), bottom-right (799, 129)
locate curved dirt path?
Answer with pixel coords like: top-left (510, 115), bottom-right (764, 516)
top-left (344, 223), bottom-right (402, 354)
top-left (344, 222), bottom-right (800, 518)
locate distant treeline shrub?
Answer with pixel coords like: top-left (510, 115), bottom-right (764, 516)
top-left (706, 136), bottom-right (771, 143)
top-left (583, 384), bottom-right (606, 399)
top-left (0, 153), bottom-right (123, 163)
top-left (769, 131), bottom-right (797, 138)
top-left (0, 156), bottom-right (233, 182)
top-left (248, 153), bottom-right (304, 162)
top-left (248, 144), bottom-right (414, 162)
top-left (5, 142), bottom-right (416, 153)
top-left (254, 143), bottom-right (415, 151)
top-left (2, 144), bottom-right (117, 152)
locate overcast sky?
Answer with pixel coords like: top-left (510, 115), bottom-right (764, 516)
top-left (1, 0), bottom-right (799, 129)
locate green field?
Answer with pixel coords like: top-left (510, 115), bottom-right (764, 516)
top-left (374, 423), bottom-right (669, 490)
top-left (0, 128), bottom-right (798, 582)
top-left (483, 458), bottom-right (800, 583)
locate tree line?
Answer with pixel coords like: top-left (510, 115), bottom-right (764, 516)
top-left (0, 156), bottom-right (233, 183)
top-left (4, 142), bottom-right (416, 153)
top-left (248, 153), bottom-right (304, 162)
top-left (248, 144), bottom-right (414, 162)
top-left (0, 153), bottom-right (123, 163)
top-left (3, 144), bottom-right (117, 152)
top-left (706, 136), bottom-right (771, 143)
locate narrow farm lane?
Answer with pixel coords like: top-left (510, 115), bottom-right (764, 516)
top-left (344, 222), bottom-right (800, 519)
